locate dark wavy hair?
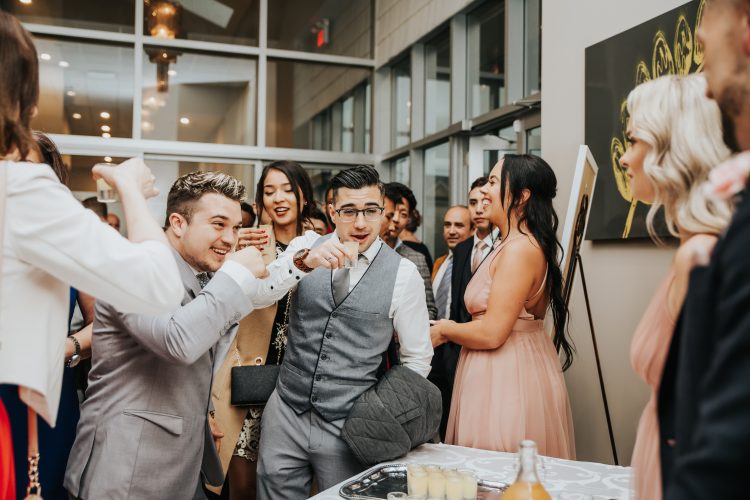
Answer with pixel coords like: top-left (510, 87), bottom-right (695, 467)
top-left (0, 12), bottom-right (40, 160)
top-left (255, 160), bottom-right (314, 236)
top-left (500, 154), bottom-right (574, 370)
top-left (33, 131), bottom-right (68, 185)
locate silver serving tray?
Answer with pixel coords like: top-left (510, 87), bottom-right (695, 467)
top-left (339, 464), bottom-right (508, 499)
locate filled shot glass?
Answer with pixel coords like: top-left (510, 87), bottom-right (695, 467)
top-left (343, 241), bottom-right (359, 268)
top-left (95, 162), bottom-right (118, 203)
top-left (258, 224), bottom-right (276, 264)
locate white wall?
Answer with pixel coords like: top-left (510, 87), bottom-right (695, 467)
top-left (542, 0), bottom-right (687, 464)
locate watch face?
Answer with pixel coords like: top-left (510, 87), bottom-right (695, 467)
top-left (68, 354), bottom-right (81, 368)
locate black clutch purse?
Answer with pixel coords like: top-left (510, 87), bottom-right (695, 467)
top-left (230, 364), bottom-right (280, 406)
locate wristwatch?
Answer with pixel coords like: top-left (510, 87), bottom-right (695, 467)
top-left (293, 248), bottom-right (313, 273)
top-left (67, 336), bottom-right (81, 368)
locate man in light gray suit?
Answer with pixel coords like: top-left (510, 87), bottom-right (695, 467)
top-left (64, 172), bottom-right (309, 499)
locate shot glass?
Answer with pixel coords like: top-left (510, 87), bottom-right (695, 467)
top-left (387, 493), bottom-right (408, 500)
top-left (457, 469), bottom-right (478, 500)
top-left (258, 224), bottom-right (276, 264)
top-left (94, 162), bottom-right (118, 203)
top-left (343, 241), bottom-right (359, 268)
top-left (427, 469), bottom-right (446, 499)
top-left (407, 468), bottom-right (428, 498)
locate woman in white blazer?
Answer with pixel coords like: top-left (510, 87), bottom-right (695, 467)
top-left (0, 11), bottom-right (183, 435)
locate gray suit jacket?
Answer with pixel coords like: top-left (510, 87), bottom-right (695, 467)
top-left (397, 243), bottom-right (438, 320)
top-left (64, 250), bottom-right (253, 499)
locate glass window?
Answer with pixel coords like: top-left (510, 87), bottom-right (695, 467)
top-left (69, 155), bottom-right (130, 194)
top-left (391, 57), bottom-right (411, 149)
top-left (424, 29), bottom-right (451, 135)
top-left (141, 48), bottom-right (257, 145)
top-left (2, 0), bottom-right (135, 33)
top-left (424, 142), bottom-right (450, 258)
top-left (268, 0), bottom-right (371, 58)
top-left (32, 37), bottom-right (134, 138)
top-left (483, 125), bottom-right (517, 175)
top-left (393, 156), bottom-right (410, 184)
top-left (467, 0), bottom-right (505, 117)
top-left (266, 59), bottom-right (371, 151)
top-left (526, 126), bottom-right (541, 156)
top-left (143, 0), bottom-right (259, 46)
top-left (524, 0), bottom-right (541, 96)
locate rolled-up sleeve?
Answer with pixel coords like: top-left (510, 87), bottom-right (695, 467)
top-left (8, 165), bottom-right (183, 314)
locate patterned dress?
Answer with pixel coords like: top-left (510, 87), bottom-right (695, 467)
top-left (233, 242), bottom-right (290, 461)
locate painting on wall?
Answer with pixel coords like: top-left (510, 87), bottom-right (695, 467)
top-left (585, 0), bottom-right (704, 240)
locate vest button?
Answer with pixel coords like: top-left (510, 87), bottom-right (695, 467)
top-left (312, 395), bottom-right (318, 402)
top-left (326, 333), bottom-right (332, 339)
top-left (331, 312), bottom-right (338, 318)
top-left (315, 375), bottom-right (322, 381)
top-left (321, 354), bottom-right (328, 360)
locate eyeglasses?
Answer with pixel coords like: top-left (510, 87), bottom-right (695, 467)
top-left (335, 207), bottom-right (385, 222)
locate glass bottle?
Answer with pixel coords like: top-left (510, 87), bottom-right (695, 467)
top-left (502, 440), bottom-right (551, 500)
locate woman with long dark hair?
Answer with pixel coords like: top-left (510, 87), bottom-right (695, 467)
top-left (210, 160), bottom-right (315, 499)
top-left (430, 154), bottom-right (575, 458)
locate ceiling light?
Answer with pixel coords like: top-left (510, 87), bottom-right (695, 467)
top-left (40, 53), bottom-right (51, 61)
top-left (102, 132), bottom-right (111, 138)
top-left (100, 111), bottom-right (110, 119)
top-left (58, 61), bottom-right (69, 68)
top-left (104, 156), bottom-right (112, 162)
top-left (167, 69), bottom-right (177, 76)
top-left (19, 0), bottom-right (32, 4)
top-left (179, 116), bottom-right (190, 125)
top-left (141, 121), bottom-right (154, 133)
top-left (66, 90), bottom-right (76, 97)
top-left (101, 125), bottom-right (111, 132)
top-left (72, 113), bottom-right (82, 119)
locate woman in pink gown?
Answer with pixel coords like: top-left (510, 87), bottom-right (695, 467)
top-left (620, 74), bottom-right (734, 499)
top-left (430, 154), bottom-right (575, 459)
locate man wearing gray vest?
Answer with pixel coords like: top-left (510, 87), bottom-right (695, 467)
top-left (256, 165), bottom-right (433, 498)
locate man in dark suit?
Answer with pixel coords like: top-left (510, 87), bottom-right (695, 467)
top-left (659, 2), bottom-right (750, 497)
top-left (427, 177), bottom-right (495, 439)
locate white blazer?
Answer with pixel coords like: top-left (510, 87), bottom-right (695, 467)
top-left (0, 161), bottom-right (183, 425)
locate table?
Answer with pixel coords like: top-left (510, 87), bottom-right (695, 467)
top-left (310, 443), bottom-right (632, 499)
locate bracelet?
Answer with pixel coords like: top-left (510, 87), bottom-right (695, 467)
top-left (293, 248), bottom-right (313, 273)
top-left (66, 336), bottom-right (81, 368)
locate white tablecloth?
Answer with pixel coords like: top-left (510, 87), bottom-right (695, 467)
top-left (311, 443), bottom-right (632, 500)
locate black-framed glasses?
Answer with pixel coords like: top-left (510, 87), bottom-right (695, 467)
top-left (334, 207), bottom-right (385, 222)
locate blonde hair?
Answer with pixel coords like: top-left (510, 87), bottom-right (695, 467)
top-left (627, 74), bottom-right (734, 240)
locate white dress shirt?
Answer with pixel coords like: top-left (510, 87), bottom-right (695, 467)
top-left (0, 161), bottom-right (184, 424)
top-left (251, 231), bottom-right (433, 377)
top-left (470, 229), bottom-right (499, 270)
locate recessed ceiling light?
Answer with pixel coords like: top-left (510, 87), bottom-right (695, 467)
top-left (100, 111), bottom-right (110, 119)
top-left (141, 121), bottom-right (154, 132)
top-left (40, 53), bottom-right (51, 61)
top-left (179, 117), bottom-right (190, 125)
top-left (168, 69), bottom-right (177, 76)
top-left (72, 113), bottom-right (82, 119)
top-left (58, 61), bottom-right (69, 68)
top-left (104, 156), bottom-right (112, 162)
top-left (101, 125), bottom-right (111, 132)
top-left (19, 0), bottom-right (32, 5)
top-left (66, 90), bottom-right (76, 97)
top-left (102, 132), bottom-right (111, 138)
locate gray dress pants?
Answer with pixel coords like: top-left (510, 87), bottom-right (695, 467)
top-left (256, 390), bottom-right (365, 499)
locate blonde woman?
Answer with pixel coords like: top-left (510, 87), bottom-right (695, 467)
top-left (619, 74), bottom-right (734, 499)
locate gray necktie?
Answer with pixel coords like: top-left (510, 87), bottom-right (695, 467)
top-left (332, 268), bottom-right (350, 306)
top-left (196, 272), bottom-right (211, 289)
top-left (435, 256), bottom-right (453, 320)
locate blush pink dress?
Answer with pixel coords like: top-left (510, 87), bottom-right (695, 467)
top-left (630, 270), bottom-right (676, 500)
top-left (445, 238), bottom-right (575, 459)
